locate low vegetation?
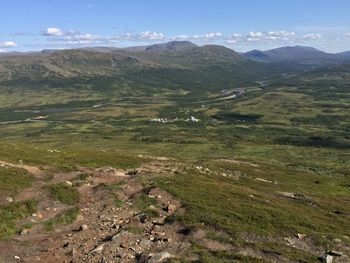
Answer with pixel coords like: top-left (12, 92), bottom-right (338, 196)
top-left (44, 207), bottom-right (79, 232)
top-left (0, 167), bottom-right (33, 195)
top-left (47, 183), bottom-right (80, 205)
top-left (0, 200), bottom-right (37, 239)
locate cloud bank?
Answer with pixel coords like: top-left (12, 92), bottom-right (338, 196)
top-left (0, 41), bottom-right (17, 47)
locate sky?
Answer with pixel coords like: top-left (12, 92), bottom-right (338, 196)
top-left (1, 0), bottom-right (350, 53)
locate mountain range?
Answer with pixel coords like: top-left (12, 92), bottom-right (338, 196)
top-left (0, 41), bottom-right (349, 84)
top-left (244, 45), bottom-right (350, 65)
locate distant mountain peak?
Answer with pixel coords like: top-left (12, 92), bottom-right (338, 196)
top-left (145, 41), bottom-right (198, 51)
top-left (244, 45), bottom-right (348, 65)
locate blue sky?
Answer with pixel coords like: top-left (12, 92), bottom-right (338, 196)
top-left (1, 0), bottom-right (350, 52)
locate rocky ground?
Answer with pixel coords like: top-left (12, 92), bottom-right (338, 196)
top-left (0, 158), bottom-right (349, 263)
top-left (0, 159), bottom-right (200, 263)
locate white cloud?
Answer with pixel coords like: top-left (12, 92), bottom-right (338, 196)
top-left (43, 27), bottom-right (64, 36)
top-left (65, 33), bottom-right (101, 41)
top-left (193, 32), bottom-right (223, 40)
top-left (299, 33), bottom-right (322, 40)
top-left (266, 31), bottom-right (295, 40)
top-left (170, 35), bottom-right (189, 40)
top-left (344, 33), bottom-right (350, 37)
top-left (0, 49), bottom-right (4, 52)
top-left (226, 34), bottom-right (242, 43)
top-left (0, 41), bottom-right (17, 47)
top-left (139, 31), bottom-right (164, 40)
top-left (245, 31), bottom-right (296, 42)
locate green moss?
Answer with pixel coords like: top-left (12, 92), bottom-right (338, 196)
top-left (0, 200), bottom-right (38, 239)
top-left (114, 197), bottom-right (124, 208)
top-left (0, 167), bottom-right (34, 195)
top-left (47, 183), bottom-right (80, 205)
top-left (44, 207), bottom-right (79, 232)
top-left (143, 208), bottom-right (160, 218)
top-left (134, 193), bottom-right (158, 210)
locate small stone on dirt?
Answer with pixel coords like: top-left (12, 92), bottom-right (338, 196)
top-left (139, 239), bottom-right (153, 248)
top-left (79, 224), bottom-right (88, 231)
top-left (145, 252), bottom-right (174, 263)
top-left (19, 228), bottom-right (30, 235)
top-left (139, 214), bottom-right (148, 223)
top-left (322, 254), bottom-right (333, 263)
top-left (90, 244), bottom-right (104, 254)
top-left (296, 233), bottom-right (306, 239)
top-left (328, 250), bottom-right (343, 257)
top-left (166, 204), bottom-right (176, 214)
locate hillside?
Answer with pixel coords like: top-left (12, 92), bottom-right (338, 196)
top-left (244, 45), bottom-right (350, 65)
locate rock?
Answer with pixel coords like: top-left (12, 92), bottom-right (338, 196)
top-left (139, 239), bottom-right (153, 248)
top-left (63, 241), bottom-right (69, 248)
top-left (65, 180), bottom-right (73, 186)
top-left (322, 254), bottom-right (333, 263)
top-left (79, 224), bottom-right (88, 231)
top-left (166, 204), bottom-right (176, 214)
top-left (296, 233), bottom-right (306, 239)
top-left (328, 250), bottom-right (343, 257)
top-left (139, 214), bottom-right (148, 223)
top-left (127, 169), bottom-right (138, 176)
top-left (19, 228), bottom-right (30, 235)
top-left (14, 256), bottom-right (20, 260)
top-left (6, 197), bottom-right (13, 202)
top-left (145, 252), bottom-right (174, 263)
top-left (255, 177), bottom-right (273, 183)
top-left (163, 237), bottom-right (171, 243)
top-left (90, 244), bottom-right (104, 254)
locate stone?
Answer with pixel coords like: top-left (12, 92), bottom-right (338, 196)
top-left (65, 181), bottom-right (73, 186)
top-left (139, 239), bottom-right (153, 248)
top-left (296, 233), bottom-right (306, 239)
top-left (6, 197), bottom-right (13, 202)
top-left (328, 250), bottom-right (343, 257)
top-left (90, 244), bottom-right (104, 254)
top-left (146, 252), bottom-right (173, 263)
top-left (255, 177), bottom-right (273, 183)
top-left (166, 204), bottom-right (176, 214)
top-left (323, 254), bottom-right (333, 263)
top-left (14, 256), bottom-right (20, 260)
top-left (79, 224), bottom-right (88, 231)
top-left (163, 237), bottom-right (171, 243)
top-left (139, 214), bottom-right (148, 223)
top-left (19, 228), bottom-right (30, 235)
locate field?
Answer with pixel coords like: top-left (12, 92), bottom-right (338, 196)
top-left (0, 67), bottom-right (349, 262)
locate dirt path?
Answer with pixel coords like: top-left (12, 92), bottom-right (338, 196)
top-left (0, 160), bottom-right (43, 177)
